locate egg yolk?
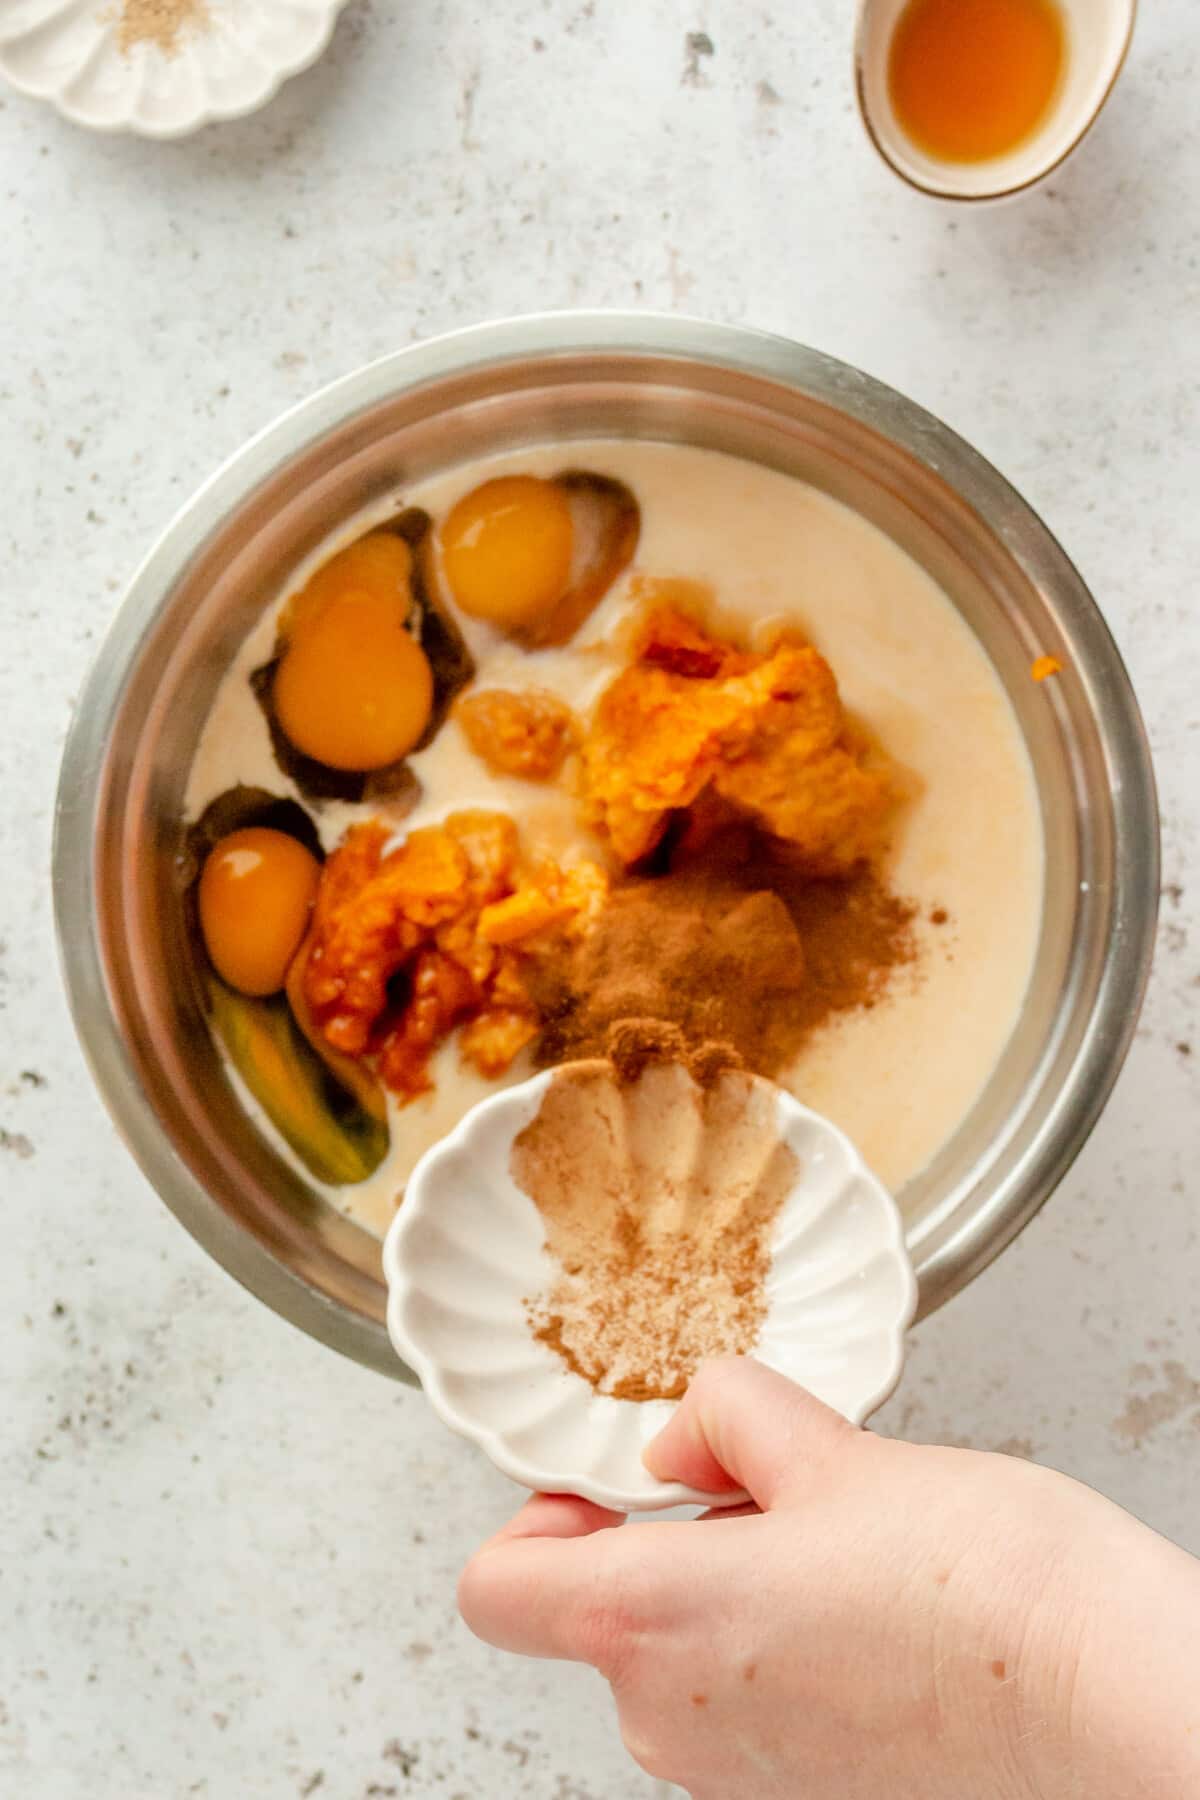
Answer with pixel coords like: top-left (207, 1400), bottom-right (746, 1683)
top-left (199, 828), bottom-right (321, 997)
top-left (439, 475), bottom-right (574, 632)
top-left (274, 589), bottom-right (434, 771)
top-left (282, 532), bottom-right (414, 638)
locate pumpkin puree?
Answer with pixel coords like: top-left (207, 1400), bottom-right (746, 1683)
top-left (301, 608), bottom-right (894, 1102)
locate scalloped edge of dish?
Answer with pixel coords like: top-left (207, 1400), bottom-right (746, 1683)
top-left (0, 0), bottom-right (351, 138)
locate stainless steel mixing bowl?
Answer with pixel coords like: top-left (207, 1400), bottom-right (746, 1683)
top-left (53, 313), bottom-right (1159, 1379)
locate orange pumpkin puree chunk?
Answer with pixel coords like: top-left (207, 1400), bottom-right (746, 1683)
top-left (580, 608), bottom-right (894, 870)
top-left (301, 810), bottom-right (605, 1101)
top-left (455, 687), bottom-right (578, 782)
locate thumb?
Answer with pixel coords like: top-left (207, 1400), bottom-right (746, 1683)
top-left (458, 1493), bottom-right (626, 1660)
top-left (644, 1356), bottom-right (858, 1508)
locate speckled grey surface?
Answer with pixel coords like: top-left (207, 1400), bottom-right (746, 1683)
top-left (1, 4), bottom-right (1198, 1795)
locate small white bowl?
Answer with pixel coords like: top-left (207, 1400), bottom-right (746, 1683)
top-left (0, 0), bottom-right (349, 137)
top-left (383, 1063), bottom-right (917, 1512)
top-left (855, 0), bottom-right (1136, 202)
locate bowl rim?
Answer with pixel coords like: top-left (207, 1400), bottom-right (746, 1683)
top-left (52, 310), bottom-right (1160, 1379)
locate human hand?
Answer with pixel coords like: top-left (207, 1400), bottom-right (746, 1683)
top-left (459, 1358), bottom-right (1200, 1799)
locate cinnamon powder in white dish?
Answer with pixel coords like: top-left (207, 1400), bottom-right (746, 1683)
top-left (113, 0), bottom-right (210, 56)
top-left (512, 1051), bottom-right (797, 1402)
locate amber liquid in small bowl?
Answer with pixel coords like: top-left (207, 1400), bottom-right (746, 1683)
top-left (888, 0), bottom-right (1066, 163)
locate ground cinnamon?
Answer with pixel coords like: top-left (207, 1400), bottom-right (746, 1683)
top-left (113, 0), bottom-right (209, 55)
top-left (604, 1018), bottom-right (744, 1087)
top-left (513, 1060), bottom-right (797, 1400)
top-left (532, 822), bottom-right (916, 1081)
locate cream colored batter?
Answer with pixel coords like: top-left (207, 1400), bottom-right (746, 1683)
top-left (186, 439), bottom-right (1044, 1236)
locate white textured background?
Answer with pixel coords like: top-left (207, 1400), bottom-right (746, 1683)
top-left (1, 3), bottom-right (1198, 1795)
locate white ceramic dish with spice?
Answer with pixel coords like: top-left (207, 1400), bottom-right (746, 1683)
top-left (855, 0), bottom-right (1137, 202)
top-left (0, 0), bottom-right (349, 137)
top-left (383, 1064), bottom-right (918, 1511)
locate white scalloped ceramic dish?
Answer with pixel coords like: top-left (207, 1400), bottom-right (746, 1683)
top-left (0, 0), bottom-right (349, 137)
top-left (383, 1062), bottom-right (917, 1511)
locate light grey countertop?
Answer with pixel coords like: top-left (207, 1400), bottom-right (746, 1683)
top-left (1, 4), bottom-right (1197, 1795)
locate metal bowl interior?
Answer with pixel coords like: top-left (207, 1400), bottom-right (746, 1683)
top-left (53, 315), bottom-right (1159, 1380)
